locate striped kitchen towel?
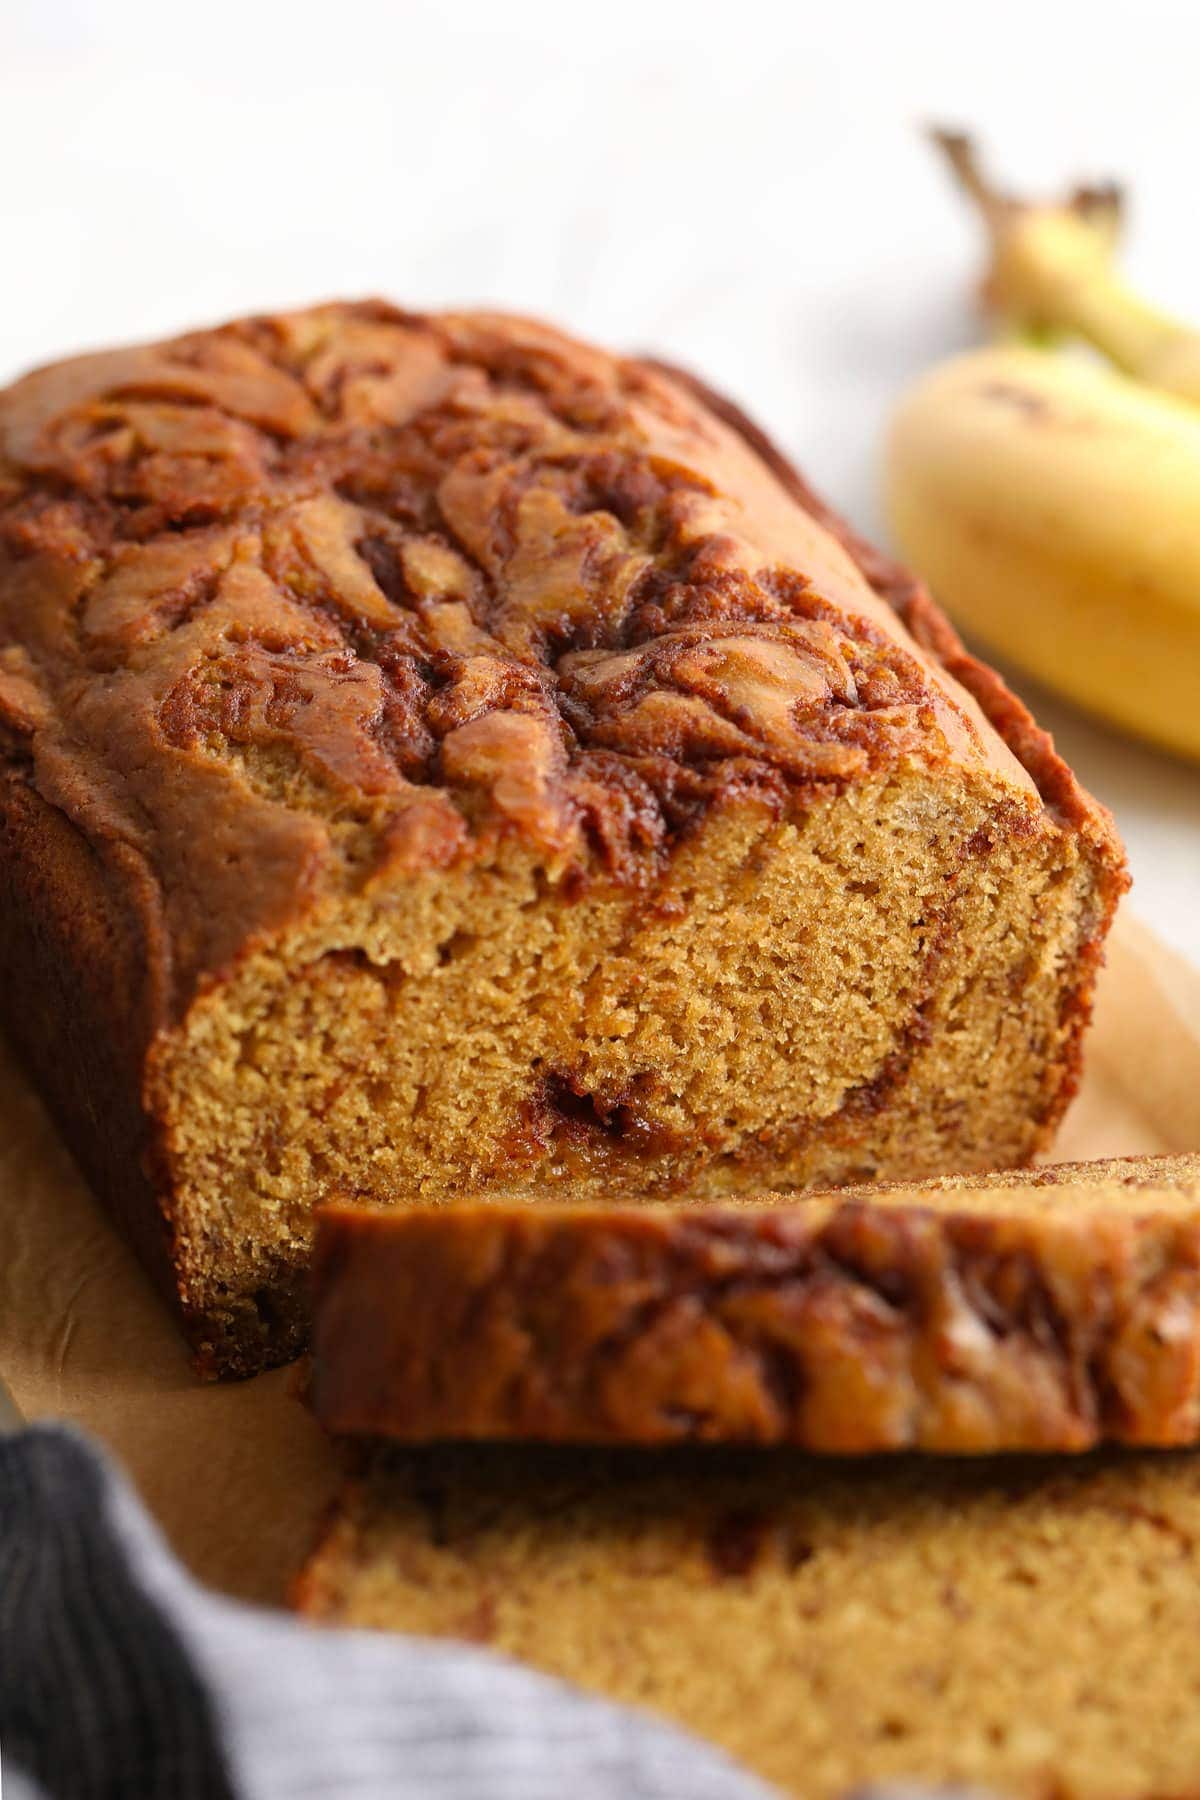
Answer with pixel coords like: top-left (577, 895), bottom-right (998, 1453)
top-left (0, 1424), bottom-right (775, 1800)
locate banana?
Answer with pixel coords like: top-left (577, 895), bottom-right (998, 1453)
top-left (885, 138), bottom-right (1200, 761)
top-left (933, 129), bottom-right (1200, 406)
top-left (886, 344), bottom-right (1200, 760)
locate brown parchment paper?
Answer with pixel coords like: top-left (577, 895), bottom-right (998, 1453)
top-left (2, 910), bottom-right (1198, 1610)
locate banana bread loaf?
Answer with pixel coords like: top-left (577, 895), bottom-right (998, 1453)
top-left (0, 302), bottom-right (1126, 1377)
top-left (311, 1154), bottom-right (1200, 1453)
top-left (294, 1437), bottom-right (1200, 1800)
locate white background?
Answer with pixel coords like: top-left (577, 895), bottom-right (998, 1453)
top-left (4, 0), bottom-right (1198, 959)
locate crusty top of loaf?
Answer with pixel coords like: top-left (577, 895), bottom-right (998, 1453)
top-left (0, 302), bottom-right (1118, 1013)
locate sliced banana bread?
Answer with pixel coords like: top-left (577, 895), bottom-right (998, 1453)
top-left (295, 1437), bottom-right (1200, 1800)
top-left (0, 303), bottom-right (1126, 1376)
top-left (311, 1156), bottom-right (1200, 1454)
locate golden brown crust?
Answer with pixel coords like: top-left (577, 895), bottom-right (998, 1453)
top-left (0, 750), bottom-right (314, 1370)
top-left (0, 766), bottom-right (174, 1282)
top-left (0, 303), bottom-right (1119, 1029)
top-left (644, 357), bottom-right (1124, 850)
top-left (309, 1156), bottom-right (1200, 1454)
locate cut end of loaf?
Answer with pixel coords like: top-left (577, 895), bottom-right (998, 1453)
top-left (158, 757), bottom-right (1116, 1377)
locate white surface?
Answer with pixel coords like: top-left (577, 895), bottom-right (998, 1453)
top-left (4, 0), bottom-right (1197, 959)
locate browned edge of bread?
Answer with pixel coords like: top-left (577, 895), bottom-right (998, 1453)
top-left (308, 1154), bottom-right (1200, 1454)
top-left (0, 765), bottom-right (311, 1363)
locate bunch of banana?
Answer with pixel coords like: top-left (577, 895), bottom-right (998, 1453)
top-left (885, 132), bottom-right (1200, 760)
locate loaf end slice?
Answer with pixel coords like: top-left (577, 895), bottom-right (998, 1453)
top-left (311, 1155), bottom-right (1200, 1454)
top-left (0, 303), bottom-right (1126, 1375)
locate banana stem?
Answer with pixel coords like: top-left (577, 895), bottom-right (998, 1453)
top-left (933, 129), bottom-right (1200, 405)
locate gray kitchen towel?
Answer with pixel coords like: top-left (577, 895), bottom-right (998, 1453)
top-left (0, 1424), bottom-right (777, 1800)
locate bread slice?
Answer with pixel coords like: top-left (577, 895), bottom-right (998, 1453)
top-left (294, 1437), bottom-right (1200, 1800)
top-left (311, 1155), bottom-right (1200, 1454)
top-left (0, 302), bottom-right (1126, 1376)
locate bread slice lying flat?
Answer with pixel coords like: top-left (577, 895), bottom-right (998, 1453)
top-left (293, 1436), bottom-right (1200, 1800)
top-left (311, 1154), bottom-right (1200, 1454)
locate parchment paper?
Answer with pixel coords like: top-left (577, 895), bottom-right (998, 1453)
top-left (2, 910), bottom-right (1198, 1609)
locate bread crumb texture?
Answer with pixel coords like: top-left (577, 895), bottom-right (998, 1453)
top-left (0, 303), bottom-right (1126, 1372)
top-left (296, 1438), bottom-right (1200, 1800)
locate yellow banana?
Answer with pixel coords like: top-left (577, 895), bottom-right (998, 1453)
top-left (934, 129), bottom-right (1200, 405)
top-left (886, 137), bottom-right (1200, 762)
top-left (886, 343), bottom-right (1200, 761)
